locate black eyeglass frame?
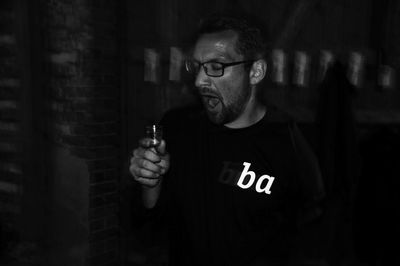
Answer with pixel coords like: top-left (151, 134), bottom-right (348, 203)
top-left (185, 59), bottom-right (254, 77)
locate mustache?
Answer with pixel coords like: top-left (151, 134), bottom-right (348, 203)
top-left (198, 87), bottom-right (220, 97)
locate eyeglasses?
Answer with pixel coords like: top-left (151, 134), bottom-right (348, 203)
top-left (185, 59), bottom-right (254, 77)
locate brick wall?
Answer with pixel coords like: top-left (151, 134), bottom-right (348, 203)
top-left (40, 0), bottom-right (121, 265)
top-left (0, 0), bottom-right (24, 261)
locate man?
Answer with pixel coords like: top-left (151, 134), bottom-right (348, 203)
top-left (130, 15), bottom-right (324, 266)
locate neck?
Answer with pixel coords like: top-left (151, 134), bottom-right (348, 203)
top-left (224, 96), bottom-right (266, 129)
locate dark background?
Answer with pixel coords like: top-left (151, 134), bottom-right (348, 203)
top-left (0, 0), bottom-right (399, 265)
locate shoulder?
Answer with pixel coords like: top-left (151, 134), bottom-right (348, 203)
top-left (264, 105), bottom-right (296, 124)
top-left (253, 105), bottom-right (297, 139)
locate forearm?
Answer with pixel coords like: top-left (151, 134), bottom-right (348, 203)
top-left (141, 179), bottom-right (163, 209)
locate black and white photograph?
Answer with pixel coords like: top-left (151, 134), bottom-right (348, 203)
top-left (1, 0), bottom-right (399, 265)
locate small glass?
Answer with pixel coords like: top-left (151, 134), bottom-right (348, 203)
top-left (145, 124), bottom-right (163, 147)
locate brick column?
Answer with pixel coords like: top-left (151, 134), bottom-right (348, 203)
top-left (0, 0), bottom-right (24, 256)
top-left (41, 0), bottom-right (121, 265)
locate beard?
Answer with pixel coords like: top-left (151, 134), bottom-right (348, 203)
top-left (204, 85), bottom-right (251, 125)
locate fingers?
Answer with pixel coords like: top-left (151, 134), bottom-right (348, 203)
top-left (133, 147), bottom-right (161, 163)
top-left (157, 153), bottom-right (170, 175)
top-left (139, 138), bottom-right (157, 148)
top-left (130, 156), bottom-right (161, 180)
top-left (130, 157), bottom-right (162, 175)
top-left (139, 138), bottom-right (166, 156)
top-left (129, 148), bottom-right (169, 187)
top-left (156, 140), bottom-right (166, 155)
top-left (129, 139), bottom-right (170, 187)
top-left (134, 176), bottom-right (161, 187)
top-left (129, 159), bottom-right (161, 188)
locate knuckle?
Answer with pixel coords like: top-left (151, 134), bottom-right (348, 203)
top-left (143, 149), bottom-right (153, 159)
top-left (136, 177), bottom-right (149, 186)
top-left (129, 165), bottom-right (135, 176)
top-left (130, 167), bottom-right (140, 179)
top-left (141, 159), bottom-right (150, 169)
top-left (131, 157), bottom-right (140, 167)
top-left (133, 148), bottom-right (140, 157)
top-left (139, 168), bottom-right (150, 177)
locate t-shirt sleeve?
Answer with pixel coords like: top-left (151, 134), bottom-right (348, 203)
top-left (289, 122), bottom-right (326, 225)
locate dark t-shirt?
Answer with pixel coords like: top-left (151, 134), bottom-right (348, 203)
top-left (154, 105), bottom-right (324, 266)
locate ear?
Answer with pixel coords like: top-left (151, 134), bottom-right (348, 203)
top-left (249, 59), bottom-right (267, 85)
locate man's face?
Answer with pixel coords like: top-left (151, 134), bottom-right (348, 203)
top-left (192, 30), bottom-right (251, 125)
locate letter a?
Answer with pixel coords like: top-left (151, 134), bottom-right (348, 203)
top-left (237, 162), bottom-right (255, 189)
top-left (255, 175), bottom-right (275, 194)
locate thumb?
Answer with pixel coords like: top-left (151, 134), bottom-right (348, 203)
top-left (156, 140), bottom-right (167, 155)
top-left (139, 138), bottom-right (153, 148)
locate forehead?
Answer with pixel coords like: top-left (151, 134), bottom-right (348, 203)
top-left (193, 30), bottom-right (242, 61)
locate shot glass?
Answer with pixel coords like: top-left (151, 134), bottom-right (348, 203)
top-left (145, 124), bottom-right (163, 148)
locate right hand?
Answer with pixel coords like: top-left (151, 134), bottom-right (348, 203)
top-left (129, 138), bottom-right (170, 187)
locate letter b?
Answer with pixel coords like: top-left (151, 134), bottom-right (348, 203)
top-left (218, 162), bottom-right (237, 185)
top-left (237, 162), bottom-right (255, 189)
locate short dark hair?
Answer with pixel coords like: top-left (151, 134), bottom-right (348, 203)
top-left (197, 14), bottom-right (268, 60)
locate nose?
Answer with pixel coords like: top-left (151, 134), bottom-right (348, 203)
top-left (194, 65), bottom-right (210, 88)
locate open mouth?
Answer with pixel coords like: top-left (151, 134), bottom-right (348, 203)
top-left (201, 94), bottom-right (221, 110)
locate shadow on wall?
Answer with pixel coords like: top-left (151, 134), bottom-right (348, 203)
top-left (45, 143), bottom-right (90, 266)
top-left (353, 126), bottom-right (400, 265)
